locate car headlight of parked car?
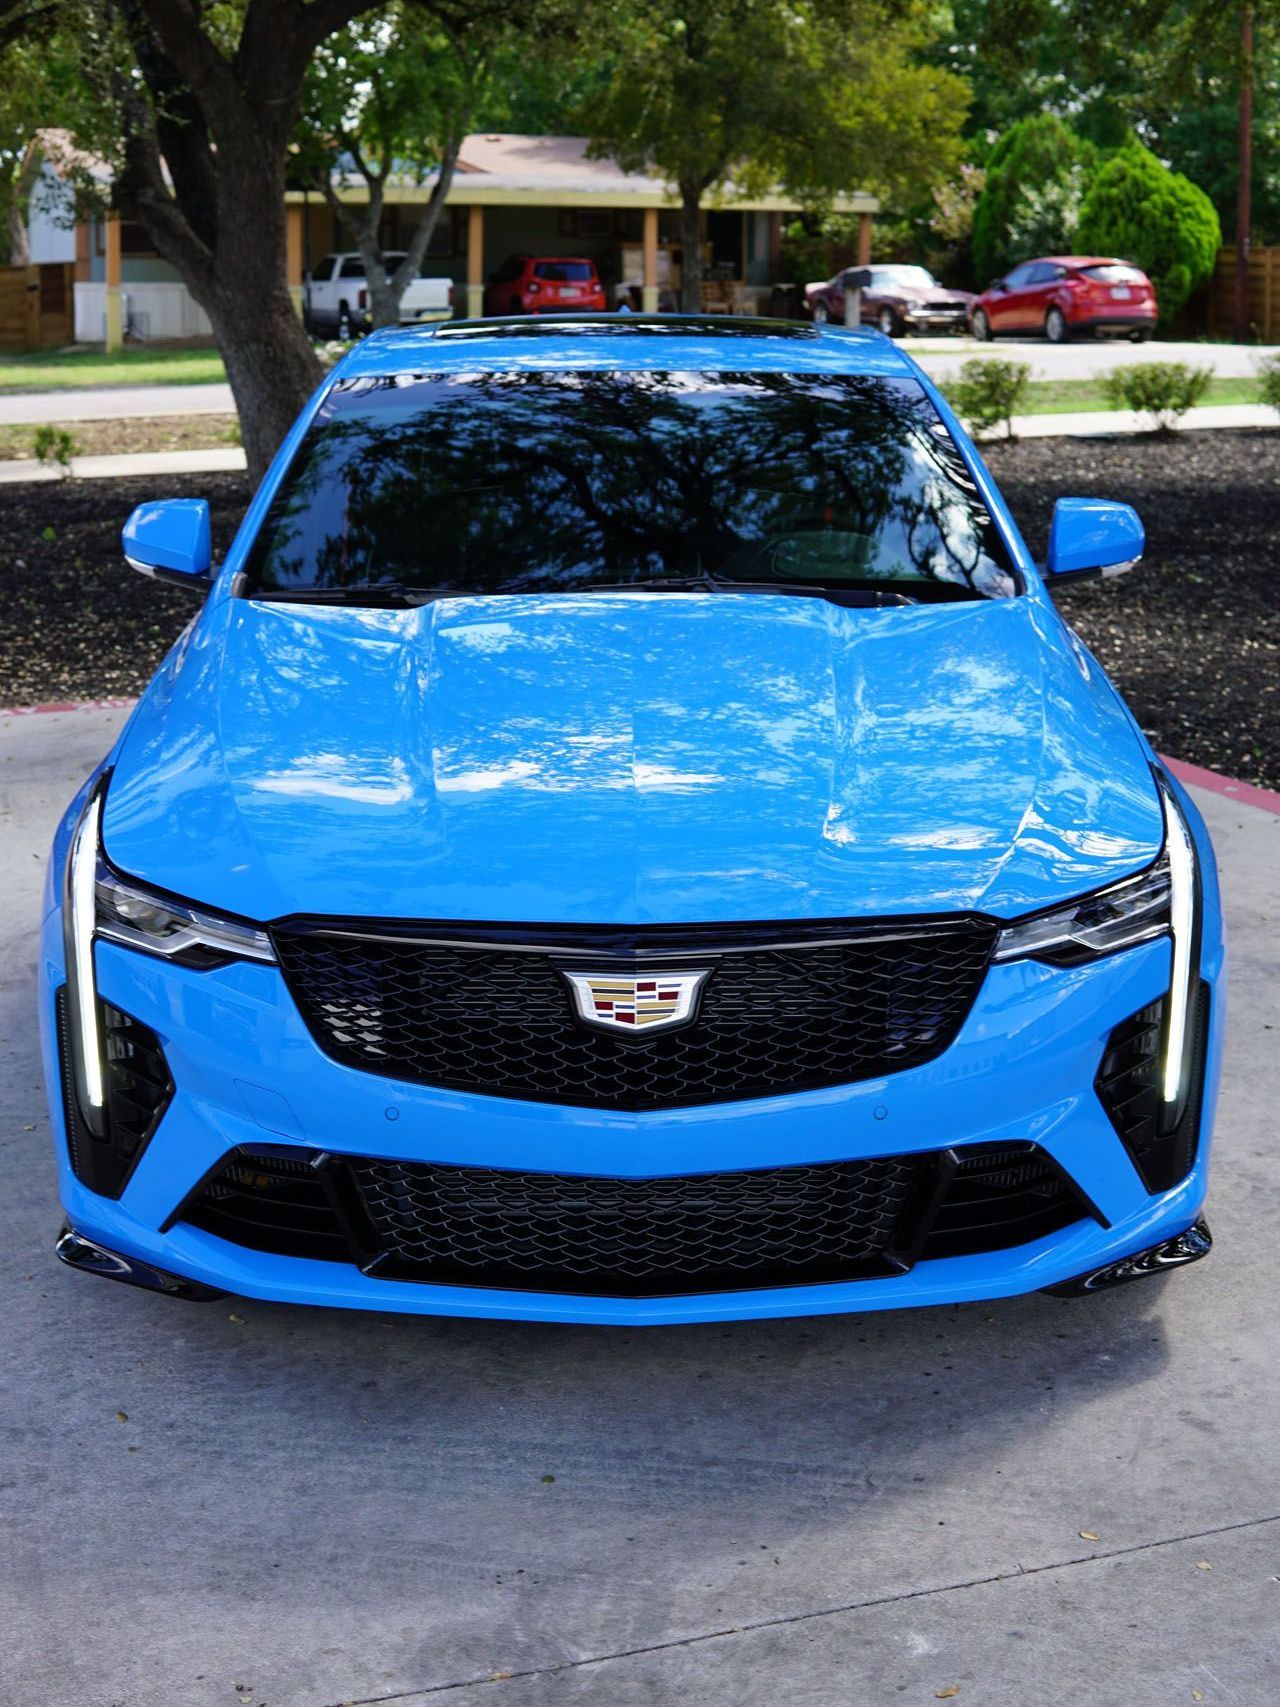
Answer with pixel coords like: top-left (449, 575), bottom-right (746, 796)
top-left (993, 773), bottom-right (1199, 1121)
top-left (63, 777), bottom-right (275, 1136)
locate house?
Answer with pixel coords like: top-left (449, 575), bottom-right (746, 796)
top-left (26, 129), bottom-right (878, 345)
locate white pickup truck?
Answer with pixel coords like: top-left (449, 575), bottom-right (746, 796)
top-left (303, 251), bottom-right (454, 337)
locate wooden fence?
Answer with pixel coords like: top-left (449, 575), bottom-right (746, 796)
top-left (0, 262), bottom-right (75, 352)
top-left (1207, 246), bottom-right (1280, 342)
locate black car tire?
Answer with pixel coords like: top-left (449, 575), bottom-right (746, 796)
top-left (337, 303), bottom-right (353, 340)
top-left (1045, 306), bottom-right (1069, 343)
top-left (1130, 328), bottom-right (1152, 343)
top-left (971, 308), bottom-right (992, 341)
top-left (877, 306), bottom-right (901, 338)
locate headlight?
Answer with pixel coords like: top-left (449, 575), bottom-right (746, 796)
top-left (994, 772), bottom-right (1200, 1118)
top-left (95, 864), bottom-right (275, 969)
top-left (991, 859), bottom-right (1170, 968)
top-left (63, 776), bottom-right (274, 1134)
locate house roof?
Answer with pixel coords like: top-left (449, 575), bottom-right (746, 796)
top-left (314, 132), bottom-right (878, 215)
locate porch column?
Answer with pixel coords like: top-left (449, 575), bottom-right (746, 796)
top-left (104, 212), bottom-right (123, 352)
top-left (286, 203), bottom-right (304, 317)
top-left (642, 207), bottom-right (660, 312)
top-left (466, 205), bottom-right (484, 319)
top-left (857, 211), bottom-right (872, 266)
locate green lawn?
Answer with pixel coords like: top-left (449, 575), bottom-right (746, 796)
top-left (0, 346), bottom-right (227, 391)
top-left (1021, 376), bottom-right (1261, 414)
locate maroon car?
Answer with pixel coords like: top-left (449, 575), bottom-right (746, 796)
top-left (971, 256), bottom-right (1157, 343)
top-left (803, 265), bottom-right (975, 337)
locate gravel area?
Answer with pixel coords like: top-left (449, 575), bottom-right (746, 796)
top-left (0, 430), bottom-right (1276, 786)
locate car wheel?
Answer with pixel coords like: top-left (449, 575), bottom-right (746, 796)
top-left (877, 306), bottom-right (901, 338)
top-left (1130, 328), bottom-right (1152, 343)
top-left (971, 308), bottom-right (991, 341)
top-left (337, 303), bottom-right (353, 340)
top-left (811, 300), bottom-right (829, 324)
top-left (1045, 306), bottom-right (1069, 343)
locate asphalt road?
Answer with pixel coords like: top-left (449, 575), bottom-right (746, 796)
top-left (0, 338), bottom-right (1272, 426)
top-left (2, 706), bottom-right (1278, 1707)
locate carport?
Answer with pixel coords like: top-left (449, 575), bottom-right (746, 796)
top-left (290, 133), bottom-right (879, 317)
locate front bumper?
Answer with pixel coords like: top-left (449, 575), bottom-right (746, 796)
top-left (39, 871), bottom-right (1226, 1324)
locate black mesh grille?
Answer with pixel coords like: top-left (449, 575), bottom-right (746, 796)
top-left (56, 987), bottom-right (173, 1199)
top-left (272, 921), bottom-right (995, 1110)
top-left (175, 1140), bottom-right (1096, 1296)
top-left (353, 1155), bottom-right (921, 1291)
top-left (1096, 986), bottom-right (1210, 1193)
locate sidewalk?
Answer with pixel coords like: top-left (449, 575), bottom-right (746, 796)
top-left (0, 381), bottom-right (234, 424)
top-left (0, 402), bottom-right (1271, 486)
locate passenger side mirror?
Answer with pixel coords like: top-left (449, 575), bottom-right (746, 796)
top-left (1046, 497), bottom-right (1143, 582)
top-left (122, 498), bottom-right (212, 589)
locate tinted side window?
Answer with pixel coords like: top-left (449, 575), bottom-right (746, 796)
top-left (311, 256), bottom-right (336, 283)
top-left (1003, 265), bottom-right (1034, 288)
top-left (339, 257), bottom-right (366, 279)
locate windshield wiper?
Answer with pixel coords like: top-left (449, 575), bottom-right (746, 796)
top-left (571, 575), bottom-right (918, 606)
top-left (248, 582), bottom-right (466, 608)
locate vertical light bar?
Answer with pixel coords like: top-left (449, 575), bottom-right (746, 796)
top-left (1160, 782), bottom-right (1197, 1105)
top-left (68, 789), bottom-right (105, 1116)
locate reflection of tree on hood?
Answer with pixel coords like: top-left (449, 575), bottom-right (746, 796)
top-left (248, 370), bottom-right (1012, 598)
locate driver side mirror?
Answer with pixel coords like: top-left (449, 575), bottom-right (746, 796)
top-left (1046, 497), bottom-right (1144, 583)
top-left (122, 498), bottom-right (212, 590)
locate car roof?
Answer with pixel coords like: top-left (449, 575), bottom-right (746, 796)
top-left (1035, 255), bottom-right (1140, 268)
top-left (335, 314), bottom-right (919, 380)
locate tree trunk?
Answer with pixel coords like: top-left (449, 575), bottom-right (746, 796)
top-left (1234, 1), bottom-right (1253, 343)
top-left (679, 182), bottom-right (703, 312)
top-left (5, 198), bottom-right (29, 266)
top-left (206, 277), bottom-right (322, 482)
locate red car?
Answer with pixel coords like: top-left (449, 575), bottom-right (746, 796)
top-left (804, 264), bottom-right (975, 336)
top-left (971, 256), bottom-right (1157, 343)
top-left (484, 255), bottom-right (607, 316)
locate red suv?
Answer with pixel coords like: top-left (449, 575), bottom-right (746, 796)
top-left (971, 257), bottom-right (1157, 343)
top-left (484, 256), bottom-right (607, 316)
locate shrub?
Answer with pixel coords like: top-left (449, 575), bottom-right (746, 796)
top-left (945, 357), bottom-right (1031, 439)
top-left (972, 115), bottom-right (1095, 287)
top-left (1257, 351), bottom-right (1280, 417)
top-left (32, 424), bottom-right (79, 472)
top-left (1076, 143), bottom-right (1220, 322)
top-left (1102, 361), bottom-right (1213, 431)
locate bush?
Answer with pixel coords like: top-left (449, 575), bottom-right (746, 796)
top-left (1257, 351), bottom-right (1280, 416)
top-left (972, 115), bottom-right (1095, 287)
top-left (31, 424), bottom-right (79, 472)
top-left (1102, 361), bottom-right (1213, 431)
top-left (945, 357), bottom-right (1031, 439)
top-left (1076, 143), bottom-right (1220, 322)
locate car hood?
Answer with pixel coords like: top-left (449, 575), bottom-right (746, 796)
top-left (103, 592), bottom-right (1163, 926)
top-left (897, 285), bottom-right (975, 306)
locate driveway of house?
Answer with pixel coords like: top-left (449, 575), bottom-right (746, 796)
top-left (2, 706), bottom-right (1277, 1707)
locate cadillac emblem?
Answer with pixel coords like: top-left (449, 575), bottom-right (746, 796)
top-left (561, 969), bottom-right (711, 1036)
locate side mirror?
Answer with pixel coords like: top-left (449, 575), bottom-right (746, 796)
top-left (122, 498), bottom-right (212, 589)
top-left (1046, 497), bottom-right (1144, 582)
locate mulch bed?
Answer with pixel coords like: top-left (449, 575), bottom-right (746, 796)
top-left (0, 429), bottom-right (1277, 787)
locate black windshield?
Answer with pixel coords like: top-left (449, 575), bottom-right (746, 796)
top-left (242, 369), bottom-right (1018, 602)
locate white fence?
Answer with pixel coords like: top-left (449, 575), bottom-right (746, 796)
top-left (74, 281), bottom-right (213, 343)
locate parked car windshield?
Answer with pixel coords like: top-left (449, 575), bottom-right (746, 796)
top-left (872, 266), bottom-right (939, 291)
top-left (242, 369), bottom-right (1018, 602)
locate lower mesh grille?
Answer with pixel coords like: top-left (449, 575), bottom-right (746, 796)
top-left (176, 1140), bottom-right (1096, 1296)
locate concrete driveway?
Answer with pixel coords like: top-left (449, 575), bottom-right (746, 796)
top-left (3, 706), bottom-right (1278, 1707)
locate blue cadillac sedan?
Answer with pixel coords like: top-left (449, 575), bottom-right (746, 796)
top-left (41, 316), bottom-right (1223, 1323)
